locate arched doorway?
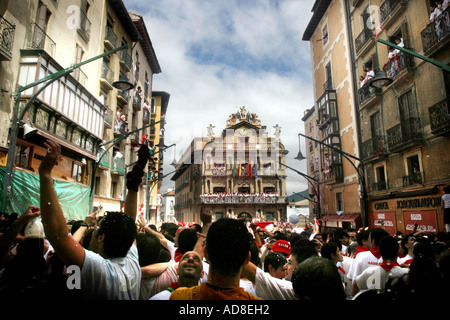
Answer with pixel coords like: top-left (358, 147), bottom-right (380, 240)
top-left (237, 212), bottom-right (252, 221)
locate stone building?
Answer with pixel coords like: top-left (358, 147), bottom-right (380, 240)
top-left (171, 107), bottom-right (288, 223)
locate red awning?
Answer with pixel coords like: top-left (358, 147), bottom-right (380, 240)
top-left (320, 214), bottom-right (361, 222)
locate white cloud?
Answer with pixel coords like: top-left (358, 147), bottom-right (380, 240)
top-left (124, 0), bottom-right (317, 195)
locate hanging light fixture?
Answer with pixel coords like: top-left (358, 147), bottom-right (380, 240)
top-left (295, 134), bottom-right (306, 161)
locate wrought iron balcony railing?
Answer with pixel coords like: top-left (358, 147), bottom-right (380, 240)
top-left (111, 157), bottom-right (125, 175)
top-left (403, 171), bottom-right (425, 186)
top-left (386, 117), bottom-right (422, 151)
top-left (358, 83), bottom-right (381, 106)
top-left (27, 23), bottom-right (56, 57)
top-left (382, 47), bottom-right (413, 79)
top-left (101, 62), bottom-right (114, 86)
top-left (77, 9), bottom-right (91, 41)
top-left (104, 25), bottom-right (118, 48)
top-left (0, 14), bottom-right (15, 61)
top-left (421, 6), bottom-right (450, 54)
top-left (379, 0), bottom-right (407, 26)
top-left (355, 27), bottom-right (374, 55)
top-left (428, 98), bottom-right (450, 136)
top-left (361, 135), bottom-right (387, 160)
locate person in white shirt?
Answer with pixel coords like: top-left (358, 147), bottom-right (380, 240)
top-left (354, 236), bottom-right (409, 298)
top-left (441, 186), bottom-right (450, 232)
top-left (39, 140), bottom-right (150, 299)
top-left (241, 239), bottom-right (318, 300)
top-left (348, 228), bottom-right (390, 290)
top-left (398, 234), bottom-right (416, 266)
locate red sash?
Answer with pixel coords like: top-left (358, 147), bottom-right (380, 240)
top-left (338, 266), bottom-right (346, 274)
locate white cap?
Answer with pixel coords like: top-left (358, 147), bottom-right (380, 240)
top-left (24, 217), bottom-right (45, 239)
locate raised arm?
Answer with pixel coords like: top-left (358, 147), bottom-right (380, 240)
top-left (124, 144), bottom-right (151, 221)
top-left (0, 205), bottom-right (40, 256)
top-left (39, 140), bottom-right (85, 267)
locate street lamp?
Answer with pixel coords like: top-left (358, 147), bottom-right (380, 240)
top-left (1, 45), bottom-right (130, 213)
top-left (295, 134), bottom-right (306, 161)
top-left (298, 132), bottom-right (369, 228)
top-left (368, 34), bottom-right (393, 89)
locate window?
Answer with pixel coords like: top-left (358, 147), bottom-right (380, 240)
top-left (215, 212), bottom-right (224, 220)
top-left (406, 155), bottom-right (422, 184)
top-left (370, 112), bottom-right (382, 137)
top-left (265, 212), bottom-right (275, 221)
top-left (336, 192), bottom-right (344, 212)
top-left (14, 144), bottom-right (32, 169)
top-left (398, 89), bottom-right (418, 121)
top-left (72, 163), bottom-right (84, 182)
top-left (375, 165), bottom-right (387, 190)
top-left (322, 24), bottom-right (329, 46)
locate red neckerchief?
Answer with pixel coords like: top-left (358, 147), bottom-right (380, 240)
top-left (338, 266), bottom-right (346, 274)
top-left (167, 282), bottom-right (180, 293)
top-left (174, 249), bottom-right (183, 262)
top-left (370, 246), bottom-right (381, 259)
top-left (379, 260), bottom-right (400, 271)
top-left (403, 258), bottom-right (413, 265)
top-left (354, 245), bottom-right (369, 257)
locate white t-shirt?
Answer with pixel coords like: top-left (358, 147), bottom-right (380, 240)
top-left (348, 250), bottom-right (382, 281)
top-left (254, 267), bottom-right (297, 300)
top-left (355, 265), bottom-right (409, 294)
top-left (240, 279), bottom-right (258, 298)
top-left (442, 194), bottom-right (450, 209)
top-left (81, 245), bottom-right (141, 300)
top-left (141, 260), bottom-right (210, 300)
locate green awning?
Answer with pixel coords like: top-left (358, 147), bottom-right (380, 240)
top-left (0, 166), bottom-right (90, 221)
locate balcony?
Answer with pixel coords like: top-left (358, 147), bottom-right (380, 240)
top-left (114, 118), bottom-right (128, 135)
top-left (120, 50), bottom-right (132, 71)
top-left (358, 83), bottom-right (382, 108)
top-left (379, 0), bottom-right (408, 29)
top-left (98, 150), bottom-right (110, 169)
top-left (355, 27), bottom-right (374, 57)
top-left (0, 14), bottom-right (15, 61)
top-left (428, 98), bottom-right (450, 136)
top-left (104, 25), bottom-right (117, 50)
top-left (386, 117), bottom-right (423, 152)
top-left (421, 6), bottom-right (450, 55)
top-left (371, 181), bottom-right (388, 192)
top-left (143, 107), bottom-right (150, 124)
top-left (100, 62), bottom-right (114, 90)
top-left (117, 89), bottom-right (129, 105)
top-left (111, 157), bottom-right (125, 175)
top-left (27, 23), bottom-right (55, 57)
top-left (77, 9), bottom-right (91, 42)
top-left (133, 93), bottom-right (142, 111)
top-left (403, 171), bottom-right (425, 186)
top-left (73, 68), bottom-right (88, 87)
top-left (104, 106), bottom-right (113, 128)
top-left (200, 193), bottom-right (281, 204)
top-left (382, 48), bottom-right (414, 85)
top-left (361, 135), bottom-right (387, 161)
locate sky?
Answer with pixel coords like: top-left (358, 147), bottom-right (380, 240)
top-left (123, 0), bottom-right (317, 196)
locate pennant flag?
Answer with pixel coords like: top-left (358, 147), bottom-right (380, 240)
top-left (237, 161), bottom-right (241, 177)
top-left (232, 156), bottom-right (237, 178)
top-left (253, 161), bottom-right (258, 178)
top-left (247, 163), bottom-right (252, 178)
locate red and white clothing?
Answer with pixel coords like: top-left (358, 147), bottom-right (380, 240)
top-left (354, 261), bottom-right (409, 295)
top-left (348, 247), bottom-right (383, 281)
top-left (398, 254), bottom-right (413, 266)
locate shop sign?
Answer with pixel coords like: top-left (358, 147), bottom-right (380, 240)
top-left (403, 211), bottom-right (437, 234)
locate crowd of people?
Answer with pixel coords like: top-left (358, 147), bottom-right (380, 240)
top-left (0, 139), bottom-right (449, 303)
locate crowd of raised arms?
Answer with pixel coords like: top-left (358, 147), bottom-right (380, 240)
top-left (0, 140), bottom-right (449, 302)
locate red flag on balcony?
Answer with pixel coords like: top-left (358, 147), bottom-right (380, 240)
top-left (247, 163), bottom-right (252, 178)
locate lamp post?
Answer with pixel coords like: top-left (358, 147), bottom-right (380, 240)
top-left (298, 132), bottom-right (369, 228)
top-left (279, 161), bottom-right (321, 225)
top-left (1, 45), bottom-right (130, 213)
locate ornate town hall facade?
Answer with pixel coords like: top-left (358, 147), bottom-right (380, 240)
top-left (172, 107), bottom-right (288, 223)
